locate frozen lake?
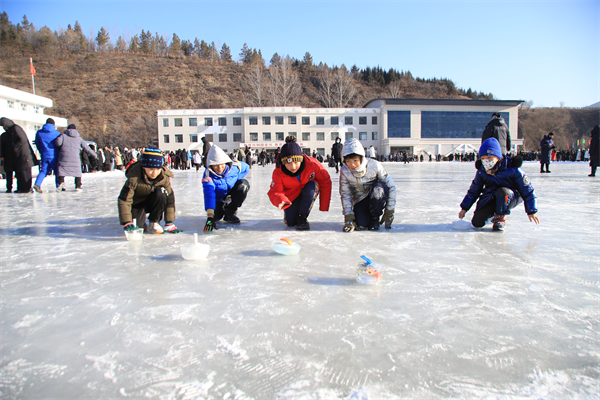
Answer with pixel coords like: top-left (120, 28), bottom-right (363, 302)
top-left (1, 161), bottom-right (598, 399)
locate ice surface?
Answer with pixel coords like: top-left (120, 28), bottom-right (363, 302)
top-left (1, 161), bottom-right (599, 398)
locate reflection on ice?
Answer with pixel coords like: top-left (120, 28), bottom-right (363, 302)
top-left (0, 162), bottom-right (598, 398)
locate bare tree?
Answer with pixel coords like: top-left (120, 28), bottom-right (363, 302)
top-left (332, 66), bottom-right (357, 108)
top-left (267, 56), bottom-right (301, 106)
top-left (387, 80), bottom-right (402, 98)
top-left (316, 66), bottom-right (336, 108)
top-left (242, 63), bottom-right (268, 107)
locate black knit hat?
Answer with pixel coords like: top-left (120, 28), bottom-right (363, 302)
top-left (141, 147), bottom-right (164, 168)
top-left (278, 136), bottom-right (303, 166)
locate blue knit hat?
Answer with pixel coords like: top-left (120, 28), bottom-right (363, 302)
top-left (479, 138), bottom-right (502, 158)
top-left (141, 147), bottom-right (164, 168)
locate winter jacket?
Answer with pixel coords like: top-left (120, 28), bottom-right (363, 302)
top-left (331, 142), bottom-right (343, 159)
top-left (34, 123), bottom-right (61, 160)
top-left (202, 145), bottom-right (250, 212)
top-left (481, 117), bottom-right (511, 155)
top-left (118, 161), bottom-right (176, 224)
top-left (460, 156), bottom-right (537, 215)
top-left (54, 129), bottom-right (97, 177)
top-left (268, 155), bottom-right (332, 212)
top-left (540, 135), bottom-right (555, 164)
top-left (590, 125), bottom-right (600, 168)
top-left (0, 117), bottom-right (37, 171)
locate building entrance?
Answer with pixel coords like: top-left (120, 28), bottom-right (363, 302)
top-left (390, 146), bottom-right (413, 156)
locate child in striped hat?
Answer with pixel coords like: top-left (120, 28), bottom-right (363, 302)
top-left (117, 147), bottom-right (182, 234)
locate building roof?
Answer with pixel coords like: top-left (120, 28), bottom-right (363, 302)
top-left (363, 98), bottom-right (524, 108)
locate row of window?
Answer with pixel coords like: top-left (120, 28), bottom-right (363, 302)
top-left (163, 131), bottom-right (378, 144)
top-left (162, 115), bottom-right (379, 128)
top-left (4, 100), bottom-right (41, 113)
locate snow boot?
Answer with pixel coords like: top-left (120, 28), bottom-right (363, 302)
top-left (33, 184), bottom-right (43, 193)
top-left (223, 209), bottom-right (240, 223)
top-left (296, 214), bottom-right (310, 231)
top-left (368, 215), bottom-right (380, 231)
top-left (491, 213), bottom-right (507, 231)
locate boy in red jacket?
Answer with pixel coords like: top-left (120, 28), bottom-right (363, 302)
top-left (268, 136), bottom-right (332, 230)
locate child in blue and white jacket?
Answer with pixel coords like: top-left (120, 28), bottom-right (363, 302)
top-left (202, 145), bottom-right (250, 231)
top-left (459, 138), bottom-right (540, 231)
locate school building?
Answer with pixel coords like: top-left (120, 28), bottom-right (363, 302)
top-left (157, 98), bottom-right (523, 157)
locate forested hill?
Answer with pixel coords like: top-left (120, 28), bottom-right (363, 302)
top-left (0, 13), bottom-right (597, 151)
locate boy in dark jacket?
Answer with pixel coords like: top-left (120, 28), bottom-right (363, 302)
top-left (118, 147), bottom-right (181, 234)
top-left (459, 138), bottom-right (540, 231)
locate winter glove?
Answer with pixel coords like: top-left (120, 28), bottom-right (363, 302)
top-left (380, 210), bottom-right (394, 229)
top-left (343, 215), bottom-right (356, 233)
top-left (204, 217), bottom-right (218, 232)
top-left (164, 223), bottom-right (182, 234)
top-left (123, 222), bottom-right (138, 231)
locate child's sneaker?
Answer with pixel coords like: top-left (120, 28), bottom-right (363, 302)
top-left (56, 183), bottom-right (65, 192)
top-left (146, 222), bottom-right (164, 234)
top-left (75, 187), bottom-right (82, 192)
top-left (492, 213), bottom-right (507, 231)
top-left (33, 184), bottom-right (43, 193)
top-left (223, 213), bottom-right (240, 223)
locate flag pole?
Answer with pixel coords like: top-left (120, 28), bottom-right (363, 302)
top-left (30, 57), bottom-right (36, 95)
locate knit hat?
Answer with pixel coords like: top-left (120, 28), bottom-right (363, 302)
top-left (67, 124), bottom-right (76, 129)
top-left (279, 136), bottom-right (304, 166)
top-left (479, 138), bottom-right (502, 158)
top-left (141, 147), bottom-right (164, 168)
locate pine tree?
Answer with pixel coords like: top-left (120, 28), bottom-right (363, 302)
top-left (270, 52), bottom-right (281, 67)
top-left (239, 43), bottom-right (251, 64)
top-left (139, 30), bottom-right (152, 53)
top-left (128, 34), bottom-right (139, 52)
top-left (115, 36), bottom-right (127, 52)
top-left (95, 27), bottom-right (110, 51)
top-left (220, 43), bottom-right (232, 62)
top-left (302, 52), bottom-right (313, 69)
top-left (169, 33), bottom-right (181, 55)
top-left (200, 40), bottom-right (210, 59)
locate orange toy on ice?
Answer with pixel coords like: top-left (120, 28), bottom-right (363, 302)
top-left (271, 238), bottom-right (301, 255)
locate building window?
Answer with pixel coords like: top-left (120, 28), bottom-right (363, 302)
top-left (359, 132), bottom-right (367, 140)
top-left (331, 132), bottom-right (339, 140)
top-left (218, 117), bottom-right (227, 126)
top-left (359, 116), bottom-right (367, 125)
top-left (233, 117), bottom-right (242, 126)
top-left (420, 111), bottom-right (509, 139)
top-left (317, 148), bottom-right (325, 156)
top-left (250, 132), bottom-right (258, 141)
top-left (302, 132), bottom-right (310, 141)
top-left (288, 132), bottom-right (297, 139)
top-left (263, 132), bottom-right (271, 141)
top-left (387, 111), bottom-right (411, 138)
top-left (233, 133), bottom-right (242, 142)
top-left (219, 133), bottom-right (227, 142)
top-left (275, 116), bottom-right (284, 125)
top-left (190, 134), bottom-right (198, 143)
top-left (34, 106), bottom-right (40, 114)
top-left (262, 116), bottom-right (271, 125)
top-left (317, 132), bottom-right (325, 141)
top-left (302, 116), bottom-right (310, 125)
top-left (345, 132), bottom-right (353, 140)
top-left (249, 116), bottom-right (258, 125)
top-left (189, 118), bottom-right (197, 127)
top-left (331, 116), bottom-right (339, 125)
top-left (205, 117), bottom-right (213, 126)
top-left (316, 116), bottom-right (324, 125)
top-left (175, 134), bottom-right (183, 143)
top-left (163, 135), bottom-right (170, 143)
top-left (372, 132), bottom-right (378, 140)
top-left (345, 116), bottom-right (353, 125)
top-left (7, 100), bottom-right (14, 109)
top-left (174, 118), bottom-right (183, 127)
top-left (163, 118), bottom-right (169, 127)
top-left (276, 132), bottom-right (284, 141)
top-left (372, 116), bottom-right (378, 125)
top-left (21, 104), bottom-right (26, 111)
top-left (288, 116), bottom-right (296, 124)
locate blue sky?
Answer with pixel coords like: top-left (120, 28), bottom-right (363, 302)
top-left (2, 0), bottom-right (598, 108)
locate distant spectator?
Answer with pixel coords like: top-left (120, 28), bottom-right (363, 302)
top-left (33, 118), bottom-right (60, 192)
top-left (540, 132), bottom-right (556, 173)
top-left (589, 125), bottom-right (599, 177)
top-left (481, 112), bottom-right (512, 155)
top-left (0, 117), bottom-right (38, 193)
top-left (53, 124), bottom-right (97, 191)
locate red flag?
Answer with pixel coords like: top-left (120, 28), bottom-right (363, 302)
top-left (30, 58), bottom-right (36, 76)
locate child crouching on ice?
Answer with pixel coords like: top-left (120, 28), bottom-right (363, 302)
top-left (268, 136), bottom-right (331, 231)
top-left (202, 145), bottom-right (250, 232)
top-left (340, 138), bottom-right (396, 232)
top-left (459, 138), bottom-right (540, 231)
top-left (118, 147), bottom-right (182, 234)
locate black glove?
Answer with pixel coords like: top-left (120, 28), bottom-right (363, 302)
top-left (343, 215), bottom-right (356, 233)
top-left (204, 217), bottom-right (218, 232)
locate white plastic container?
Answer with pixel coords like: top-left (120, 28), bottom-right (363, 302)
top-left (181, 233), bottom-right (210, 260)
top-left (124, 218), bottom-right (143, 241)
top-left (272, 238), bottom-right (301, 255)
top-left (356, 255), bottom-right (382, 285)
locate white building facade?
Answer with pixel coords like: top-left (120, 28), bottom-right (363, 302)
top-left (0, 85), bottom-right (68, 146)
top-left (157, 98), bottom-right (523, 157)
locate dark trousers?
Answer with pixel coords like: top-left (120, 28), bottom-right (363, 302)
top-left (471, 187), bottom-right (522, 228)
top-left (353, 182), bottom-right (389, 228)
top-left (57, 176), bottom-right (82, 189)
top-left (5, 168), bottom-right (32, 192)
top-left (540, 162), bottom-right (550, 172)
top-left (214, 179), bottom-right (250, 221)
top-left (333, 157), bottom-right (341, 172)
top-left (591, 165), bottom-right (597, 176)
top-left (131, 187), bottom-right (169, 228)
top-left (284, 181), bottom-right (319, 226)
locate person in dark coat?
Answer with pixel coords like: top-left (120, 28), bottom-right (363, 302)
top-left (102, 146), bottom-right (113, 171)
top-left (245, 146), bottom-right (252, 169)
top-left (53, 124), bottom-right (98, 191)
top-left (481, 112), bottom-right (512, 156)
top-left (589, 125), bottom-right (600, 177)
top-left (33, 118), bottom-right (60, 192)
top-left (201, 136), bottom-right (211, 168)
top-left (0, 117), bottom-right (37, 193)
top-left (540, 132), bottom-right (556, 173)
top-left (179, 147), bottom-right (189, 170)
top-left (331, 137), bottom-right (343, 173)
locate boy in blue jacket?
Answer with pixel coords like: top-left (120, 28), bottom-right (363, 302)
top-left (459, 138), bottom-right (540, 231)
top-left (202, 145), bottom-right (250, 231)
